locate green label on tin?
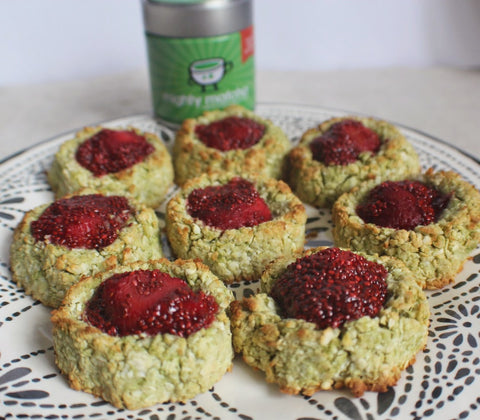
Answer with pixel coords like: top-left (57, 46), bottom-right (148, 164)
top-left (146, 26), bottom-right (255, 123)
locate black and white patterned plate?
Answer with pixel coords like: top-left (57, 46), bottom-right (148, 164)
top-left (1, 104), bottom-right (479, 420)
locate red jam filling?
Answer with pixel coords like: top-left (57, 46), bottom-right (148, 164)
top-left (30, 194), bottom-right (132, 249)
top-left (310, 119), bottom-right (381, 166)
top-left (270, 248), bottom-right (388, 329)
top-left (84, 269), bottom-right (219, 337)
top-left (356, 180), bottom-right (451, 230)
top-left (194, 116), bottom-right (265, 151)
top-left (186, 177), bottom-right (272, 230)
top-left (75, 129), bottom-right (155, 176)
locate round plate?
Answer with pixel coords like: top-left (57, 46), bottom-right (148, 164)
top-left (1, 104), bottom-right (479, 420)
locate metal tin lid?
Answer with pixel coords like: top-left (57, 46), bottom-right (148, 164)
top-left (142, 0), bottom-right (253, 38)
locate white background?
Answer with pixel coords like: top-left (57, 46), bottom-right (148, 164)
top-left (1, 0), bottom-right (480, 86)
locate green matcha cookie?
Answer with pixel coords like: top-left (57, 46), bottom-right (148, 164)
top-left (166, 172), bottom-right (306, 283)
top-left (230, 247), bottom-right (429, 397)
top-left (286, 116), bottom-right (420, 208)
top-left (10, 190), bottom-right (162, 308)
top-left (51, 258), bottom-right (234, 409)
top-left (173, 105), bottom-right (291, 185)
top-left (48, 126), bottom-right (174, 208)
top-left (332, 169), bottom-right (480, 289)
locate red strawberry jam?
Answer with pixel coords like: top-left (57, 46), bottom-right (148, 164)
top-left (84, 269), bottom-right (219, 337)
top-left (187, 177), bottom-right (272, 230)
top-left (194, 116), bottom-right (265, 151)
top-left (356, 180), bottom-right (451, 230)
top-left (310, 119), bottom-right (381, 166)
top-left (270, 248), bottom-right (388, 329)
top-left (75, 129), bottom-right (155, 176)
top-left (31, 194), bottom-right (132, 249)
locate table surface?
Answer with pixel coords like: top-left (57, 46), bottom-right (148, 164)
top-left (1, 67), bottom-right (479, 163)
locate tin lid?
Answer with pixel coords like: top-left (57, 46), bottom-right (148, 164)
top-left (142, 0), bottom-right (253, 38)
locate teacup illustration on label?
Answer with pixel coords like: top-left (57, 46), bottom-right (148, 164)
top-left (189, 58), bottom-right (234, 92)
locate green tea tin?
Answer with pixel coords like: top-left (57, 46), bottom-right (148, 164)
top-left (142, 0), bottom-right (255, 124)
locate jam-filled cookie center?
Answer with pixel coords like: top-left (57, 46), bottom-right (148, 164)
top-left (75, 129), bottom-right (155, 176)
top-left (270, 248), bottom-right (388, 329)
top-left (31, 194), bottom-right (132, 249)
top-left (356, 180), bottom-right (451, 230)
top-left (195, 116), bottom-right (265, 151)
top-left (84, 269), bottom-right (219, 337)
top-left (186, 177), bottom-right (272, 230)
top-left (310, 119), bottom-right (381, 166)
